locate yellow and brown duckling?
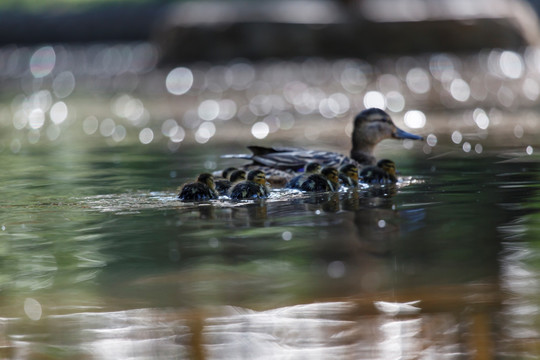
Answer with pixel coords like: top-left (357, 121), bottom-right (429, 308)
top-left (229, 169), bottom-right (270, 200)
top-left (300, 166), bottom-right (340, 192)
top-left (178, 173), bottom-right (219, 201)
top-left (225, 108), bottom-right (423, 177)
top-left (360, 159), bottom-right (398, 184)
top-left (216, 169), bottom-right (247, 196)
top-left (286, 162), bottom-right (322, 189)
top-left (214, 167), bottom-right (238, 194)
top-left (339, 164), bottom-right (359, 187)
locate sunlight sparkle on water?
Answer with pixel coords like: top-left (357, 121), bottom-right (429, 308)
top-left (426, 134), bottom-right (437, 147)
top-left (166, 67), bottom-right (194, 95)
top-left (50, 101), bottom-right (68, 124)
top-left (364, 90), bottom-right (386, 109)
top-left (30, 46), bottom-right (56, 78)
top-left (451, 130), bottom-right (463, 144)
top-left (251, 122), bottom-right (270, 139)
top-left (403, 110), bottom-right (426, 129)
top-left (139, 128), bottom-right (154, 144)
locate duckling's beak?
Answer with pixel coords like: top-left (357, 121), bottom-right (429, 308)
top-left (393, 127), bottom-right (424, 141)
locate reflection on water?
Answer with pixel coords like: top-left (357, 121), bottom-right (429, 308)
top-left (2, 43), bottom-right (540, 358)
top-left (1, 143), bottom-right (540, 358)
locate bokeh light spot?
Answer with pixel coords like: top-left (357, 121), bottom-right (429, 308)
top-left (363, 91), bottom-right (385, 109)
top-left (166, 67), bottom-right (193, 95)
top-left (403, 110), bottom-right (426, 129)
top-left (50, 101), bottom-right (68, 124)
top-left (251, 122), bottom-right (269, 139)
top-left (30, 46), bottom-right (56, 78)
top-left (139, 128), bottom-right (154, 144)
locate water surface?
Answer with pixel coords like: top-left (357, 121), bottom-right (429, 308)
top-left (1, 139), bottom-right (540, 359)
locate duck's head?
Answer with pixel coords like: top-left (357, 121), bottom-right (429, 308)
top-left (247, 169), bottom-right (267, 186)
top-left (339, 164), bottom-right (359, 182)
top-left (321, 166), bottom-right (339, 185)
top-left (229, 169), bottom-right (247, 183)
top-left (352, 108), bottom-right (423, 157)
top-left (305, 162), bottom-right (322, 174)
top-left (197, 173), bottom-right (215, 189)
top-left (377, 159), bottom-right (397, 179)
top-left (222, 167), bottom-right (238, 179)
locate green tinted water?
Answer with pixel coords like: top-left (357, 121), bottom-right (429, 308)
top-left (1, 137), bottom-right (540, 359)
top-left (2, 47), bottom-right (540, 358)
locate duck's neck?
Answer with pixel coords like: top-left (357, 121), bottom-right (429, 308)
top-left (351, 134), bottom-right (377, 166)
top-left (350, 148), bottom-right (376, 166)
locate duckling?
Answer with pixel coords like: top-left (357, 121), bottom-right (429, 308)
top-left (229, 169), bottom-right (270, 200)
top-left (215, 169), bottom-right (247, 196)
top-left (339, 164), bottom-right (359, 187)
top-left (360, 159), bottom-right (398, 184)
top-left (286, 162), bottom-right (322, 189)
top-left (224, 108), bottom-right (423, 175)
top-left (300, 166), bottom-right (340, 192)
top-left (215, 167), bottom-right (238, 194)
top-left (178, 173), bottom-right (218, 201)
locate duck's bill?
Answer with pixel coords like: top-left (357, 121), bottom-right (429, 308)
top-left (393, 127), bottom-right (424, 140)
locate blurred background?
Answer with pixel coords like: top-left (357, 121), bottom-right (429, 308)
top-left (2, 1), bottom-right (540, 359)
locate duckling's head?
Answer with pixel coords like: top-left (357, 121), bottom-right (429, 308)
top-left (197, 173), bottom-right (215, 189)
top-left (377, 159), bottom-right (397, 178)
top-left (221, 167), bottom-right (237, 179)
top-left (321, 167), bottom-right (339, 184)
top-left (247, 169), bottom-right (267, 186)
top-left (229, 169), bottom-right (247, 183)
top-left (340, 164), bottom-right (359, 182)
top-left (305, 162), bottom-right (322, 174)
top-left (352, 108), bottom-right (423, 155)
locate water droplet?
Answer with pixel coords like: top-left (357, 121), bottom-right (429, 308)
top-left (526, 146), bottom-right (534, 155)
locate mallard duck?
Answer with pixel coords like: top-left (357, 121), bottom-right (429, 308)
top-left (178, 173), bottom-right (218, 201)
top-left (300, 166), bottom-right (340, 192)
top-left (339, 164), bottom-right (359, 187)
top-left (285, 162), bottom-right (322, 189)
top-left (224, 108), bottom-right (422, 177)
top-left (215, 167), bottom-right (238, 194)
top-left (229, 169), bottom-right (270, 200)
top-left (216, 169), bottom-right (247, 196)
top-left (360, 159), bottom-right (398, 184)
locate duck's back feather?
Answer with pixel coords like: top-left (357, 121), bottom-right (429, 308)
top-left (226, 145), bottom-right (357, 172)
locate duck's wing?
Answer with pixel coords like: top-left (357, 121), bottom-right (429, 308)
top-left (224, 145), bottom-right (355, 171)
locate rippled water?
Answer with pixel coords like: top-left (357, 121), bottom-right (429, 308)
top-left (2, 44), bottom-right (540, 359)
top-left (1, 139), bottom-right (539, 359)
